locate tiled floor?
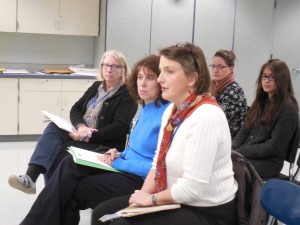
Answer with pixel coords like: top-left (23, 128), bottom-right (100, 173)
top-left (0, 141), bottom-right (91, 225)
top-left (0, 141), bottom-right (298, 225)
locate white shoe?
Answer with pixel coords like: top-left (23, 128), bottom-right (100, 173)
top-left (8, 175), bottom-right (36, 194)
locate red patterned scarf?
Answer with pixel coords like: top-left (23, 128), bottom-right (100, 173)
top-left (154, 93), bottom-right (219, 192)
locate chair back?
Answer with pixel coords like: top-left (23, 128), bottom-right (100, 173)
top-left (286, 117), bottom-right (300, 180)
top-left (260, 179), bottom-right (300, 225)
top-left (285, 117), bottom-right (300, 163)
top-left (292, 118), bottom-right (300, 180)
top-left (231, 151), bottom-right (267, 225)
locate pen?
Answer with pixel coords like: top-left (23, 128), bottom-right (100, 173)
top-left (104, 152), bottom-right (122, 157)
top-left (80, 130), bottom-right (94, 141)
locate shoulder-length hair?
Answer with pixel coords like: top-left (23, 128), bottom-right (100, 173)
top-left (245, 59), bottom-right (298, 128)
top-left (97, 50), bottom-right (129, 84)
top-left (127, 55), bottom-right (168, 106)
top-left (159, 42), bottom-right (211, 95)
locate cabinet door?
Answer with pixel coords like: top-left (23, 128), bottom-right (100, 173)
top-left (61, 79), bottom-right (95, 120)
top-left (59, 0), bottom-right (99, 36)
top-left (0, 0), bottom-right (16, 32)
top-left (61, 92), bottom-right (85, 121)
top-left (19, 79), bottom-right (62, 134)
top-left (19, 92), bottom-right (62, 134)
top-left (18, 0), bottom-right (59, 34)
top-left (0, 79), bottom-right (18, 135)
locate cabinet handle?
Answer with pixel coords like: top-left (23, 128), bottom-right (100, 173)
top-left (61, 18), bottom-right (64, 30)
top-left (57, 97), bottom-right (60, 107)
top-left (55, 20), bottom-right (58, 31)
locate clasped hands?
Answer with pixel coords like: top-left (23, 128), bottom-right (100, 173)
top-left (128, 190), bottom-right (152, 207)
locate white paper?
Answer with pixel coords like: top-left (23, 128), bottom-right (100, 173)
top-left (70, 146), bottom-right (114, 169)
top-left (42, 110), bottom-right (75, 133)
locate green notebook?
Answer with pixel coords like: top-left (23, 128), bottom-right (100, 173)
top-left (67, 146), bottom-right (121, 173)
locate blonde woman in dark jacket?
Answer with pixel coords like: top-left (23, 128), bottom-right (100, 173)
top-left (8, 50), bottom-right (137, 193)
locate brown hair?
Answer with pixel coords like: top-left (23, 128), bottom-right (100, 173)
top-left (213, 50), bottom-right (236, 67)
top-left (159, 42), bottom-right (211, 95)
top-left (245, 59), bottom-right (298, 128)
top-left (127, 55), bottom-right (168, 106)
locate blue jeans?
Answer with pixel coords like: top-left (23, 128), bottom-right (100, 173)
top-left (29, 122), bottom-right (101, 182)
top-left (29, 122), bottom-right (71, 174)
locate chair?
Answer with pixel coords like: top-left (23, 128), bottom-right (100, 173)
top-left (231, 151), bottom-right (267, 225)
top-left (260, 179), bottom-right (300, 225)
top-left (293, 151), bottom-right (300, 180)
top-left (264, 117), bottom-right (300, 181)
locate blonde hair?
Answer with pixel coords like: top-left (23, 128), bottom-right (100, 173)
top-left (97, 50), bottom-right (129, 84)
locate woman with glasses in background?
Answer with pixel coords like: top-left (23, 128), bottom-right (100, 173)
top-left (209, 50), bottom-right (248, 139)
top-left (9, 50), bottom-right (137, 194)
top-left (232, 59), bottom-right (298, 178)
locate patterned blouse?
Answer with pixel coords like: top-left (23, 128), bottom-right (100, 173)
top-left (215, 81), bottom-right (248, 139)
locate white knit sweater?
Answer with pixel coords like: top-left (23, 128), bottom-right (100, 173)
top-left (152, 103), bottom-right (237, 207)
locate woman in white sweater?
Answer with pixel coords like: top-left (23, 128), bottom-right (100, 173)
top-left (92, 42), bottom-right (238, 225)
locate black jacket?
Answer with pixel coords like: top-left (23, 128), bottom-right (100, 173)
top-left (232, 98), bottom-right (298, 178)
top-left (70, 81), bottom-right (137, 150)
top-left (232, 151), bottom-right (267, 225)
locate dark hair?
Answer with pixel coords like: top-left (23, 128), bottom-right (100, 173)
top-left (213, 50), bottom-right (236, 67)
top-left (245, 59), bottom-right (298, 128)
top-left (126, 55), bottom-right (168, 106)
top-left (159, 42), bottom-right (211, 95)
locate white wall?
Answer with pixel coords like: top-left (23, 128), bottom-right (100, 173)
top-left (272, 0), bottom-right (300, 104)
top-left (0, 0), bottom-right (276, 104)
top-left (94, 0), bottom-right (275, 104)
top-left (0, 33), bottom-right (94, 71)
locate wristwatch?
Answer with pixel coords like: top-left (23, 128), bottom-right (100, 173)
top-left (152, 194), bottom-right (157, 205)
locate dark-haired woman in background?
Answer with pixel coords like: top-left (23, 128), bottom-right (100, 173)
top-left (232, 59), bottom-right (299, 178)
top-left (210, 50), bottom-right (248, 138)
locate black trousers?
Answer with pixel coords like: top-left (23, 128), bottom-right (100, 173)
top-left (92, 195), bottom-right (238, 225)
top-left (20, 155), bottom-right (144, 225)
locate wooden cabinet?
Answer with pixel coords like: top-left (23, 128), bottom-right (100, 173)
top-left (0, 0), bottom-right (17, 32)
top-left (18, 78), bottom-right (94, 135)
top-left (60, 79), bottom-right (94, 120)
top-left (17, 0), bottom-right (99, 36)
top-left (19, 79), bottom-right (62, 134)
top-left (0, 79), bottom-right (18, 135)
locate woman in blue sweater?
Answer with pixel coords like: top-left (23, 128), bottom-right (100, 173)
top-left (19, 55), bottom-right (169, 225)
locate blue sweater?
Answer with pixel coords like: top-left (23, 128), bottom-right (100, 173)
top-left (112, 100), bottom-right (169, 179)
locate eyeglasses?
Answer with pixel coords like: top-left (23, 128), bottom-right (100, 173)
top-left (261, 74), bottom-right (275, 81)
top-left (209, 65), bottom-right (229, 71)
top-left (101, 64), bottom-right (123, 71)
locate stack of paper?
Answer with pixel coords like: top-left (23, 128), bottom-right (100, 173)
top-left (67, 146), bottom-right (121, 173)
top-left (2, 69), bottom-right (29, 74)
top-left (42, 110), bottom-right (75, 133)
top-left (69, 65), bottom-right (99, 76)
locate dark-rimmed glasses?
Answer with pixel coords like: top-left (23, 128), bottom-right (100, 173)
top-left (209, 65), bottom-right (229, 71)
top-left (261, 74), bottom-right (275, 81)
top-left (101, 64), bottom-right (123, 71)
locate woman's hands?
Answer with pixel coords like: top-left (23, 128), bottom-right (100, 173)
top-left (69, 125), bottom-right (98, 142)
top-left (128, 190), bottom-right (153, 207)
top-left (97, 148), bottom-right (120, 166)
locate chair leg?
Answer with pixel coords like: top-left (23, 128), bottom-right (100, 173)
top-left (267, 216), bottom-right (276, 225)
